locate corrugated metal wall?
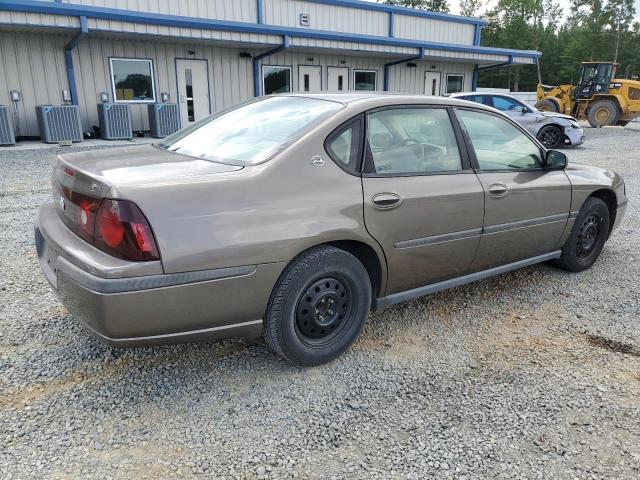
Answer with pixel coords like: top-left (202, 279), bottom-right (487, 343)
top-left (264, 0), bottom-right (389, 37)
top-left (393, 15), bottom-right (475, 46)
top-left (73, 36), bottom-right (256, 131)
top-left (0, 32), bottom-right (70, 137)
top-left (387, 60), bottom-right (474, 94)
top-left (61, 0), bottom-right (257, 23)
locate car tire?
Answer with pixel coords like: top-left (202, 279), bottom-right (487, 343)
top-left (536, 99), bottom-right (559, 112)
top-left (537, 125), bottom-right (563, 148)
top-left (587, 100), bottom-right (619, 128)
top-left (551, 197), bottom-right (610, 272)
top-left (263, 246), bottom-right (372, 366)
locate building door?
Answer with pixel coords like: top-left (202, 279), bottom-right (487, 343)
top-left (176, 59), bottom-right (210, 126)
top-left (424, 71), bottom-right (441, 96)
top-left (298, 66), bottom-right (322, 92)
top-left (327, 67), bottom-right (349, 92)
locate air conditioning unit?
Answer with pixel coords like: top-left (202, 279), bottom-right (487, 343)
top-left (0, 106), bottom-right (16, 145)
top-left (97, 103), bottom-right (132, 140)
top-left (36, 105), bottom-right (83, 143)
top-left (148, 103), bottom-right (180, 138)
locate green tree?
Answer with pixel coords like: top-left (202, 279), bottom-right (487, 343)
top-left (459, 0), bottom-right (484, 17)
top-left (383, 0), bottom-right (450, 13)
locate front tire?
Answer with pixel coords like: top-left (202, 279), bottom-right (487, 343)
top-left (536, 99), bottom-right (559, 113)
top-left (537, 125), bottom-right (563, 148)
top-left (551, 197), bottom-right (610, 272)
top-left (587, 100), bottom-right (619, 128)
top-left (264, 246), bottom-right (372, 366)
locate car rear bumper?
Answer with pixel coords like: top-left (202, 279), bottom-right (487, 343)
top-left (35, 204), bottom-right (285, 347)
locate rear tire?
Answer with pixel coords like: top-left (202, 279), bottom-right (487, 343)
top-left (551, 197), bottom-right (610, 272)
top-left (537, 125), bottom-right (563, 148)
top-left (536, 99), bottom-right (559, 112)
top-left (263, 246), bottom-right (371, 366)
top-left (587, 100), bottom-right (619, 128)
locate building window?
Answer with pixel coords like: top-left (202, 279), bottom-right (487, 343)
top-left (446, 74), bottom-right (465, 94)
top-left (109, 58), bottom-right (156, 102)
top-left (262, 66), bottom-right (292, 95)
top-left (354, 70), bottom-right (377, 91)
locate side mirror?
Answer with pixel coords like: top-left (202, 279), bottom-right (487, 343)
top-left (521, 106), bottom-right (528, 114)
top-left (545, 150), bottom-right (567, 170)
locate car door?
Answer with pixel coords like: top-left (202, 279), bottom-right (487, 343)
top-left (360, 106), bottom-right (485, 295)
top-left (490, 95), bottom-right (541, 135)
top-left (455, 108), bottom-right (571, 271)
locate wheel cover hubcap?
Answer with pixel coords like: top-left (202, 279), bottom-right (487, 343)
top-left (576, 214), bottom-right (600, 259)
top-left (296, 277), bottom-right (352, 343)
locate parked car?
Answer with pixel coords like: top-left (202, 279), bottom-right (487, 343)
top-left (35, 94), bottom-right (626, 366)
top-left (449, 92), bottom-right (585, 149)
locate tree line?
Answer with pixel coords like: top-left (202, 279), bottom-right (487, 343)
top-left (384, 0), bottom-right (640, 91)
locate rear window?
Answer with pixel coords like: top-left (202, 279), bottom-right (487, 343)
top-left (158, 96), bottom-right (342, 166)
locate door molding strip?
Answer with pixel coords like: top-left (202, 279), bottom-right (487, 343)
top-left (394, 227), bottom-right (481, 249)
top-left (374, 250), bottom-right (561, 310)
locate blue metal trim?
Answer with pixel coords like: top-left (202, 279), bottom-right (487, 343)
top-left (473, 24), bottom-right (481, 46)
top-left (0, 1), bottom-right (539, 58)
top-left (256, 0), bottom-right (263, 24)
top-left (472, 65), bottom-right (478, 90)
top-left (384, 48), bottom-right (424, 91)
top-left (388, 12), bottom-right (394, 37)
top-left (64, 15), bottom-right (88, 106)
top-left (253, 36), bottom-right (290, 97)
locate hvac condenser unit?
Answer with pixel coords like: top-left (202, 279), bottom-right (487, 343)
top-left (148, 103), bottom-right (180, 138)
top-left (35, 105), bottom-right (83, 143)
top-left (0, 106), bottom-right (16, 145)
top-left (97, 103), bottom-right (132, 140)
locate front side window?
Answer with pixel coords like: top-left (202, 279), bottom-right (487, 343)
top-left (354, 70), bottom-right (377, 91)
top-left (263, 66), bottom-right (292, 95)
top-left (446, 74), bottom-right (464, 94)
top-left (158, 96), bottom-right (342, 166)
top-left (110, 58), bottom-right (155, 102)
top-left (491, 96), bottom-right (528, 112)
top-left (456, 109), bottom-right (542, 171)
top-left (366, 108), bottom-right (462, 175)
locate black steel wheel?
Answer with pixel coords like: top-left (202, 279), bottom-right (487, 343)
top-left (264, 246), bottom-right (372, 366)
top-left (551, 196), bottom-right (610, 272)
top-left (537, 125), bottom-right (563, 148)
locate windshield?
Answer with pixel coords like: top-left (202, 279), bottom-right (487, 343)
top-left (158, 96), bottom-right (343, 166)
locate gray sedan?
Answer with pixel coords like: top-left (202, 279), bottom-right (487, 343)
top-left (450, 92), bottom-right (585, 148)
top-left (35, 94), bottom-right (625, 366)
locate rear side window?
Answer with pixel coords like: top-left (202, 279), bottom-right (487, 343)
top-left (457, 109), bottom-right (542, 170)
top-left (366, 108), bottom-right (462, 175)
top-left (325, 117), bottom-right (363, 172)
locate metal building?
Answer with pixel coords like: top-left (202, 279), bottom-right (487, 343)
top-left (0, 0), bottom-right (540, 138)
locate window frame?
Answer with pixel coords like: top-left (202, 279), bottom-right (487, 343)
top-left (445, 74), bottom-right (465, 94)
top-left (109, 57), bottom-right (157, 104)
top-left (452, 106), bottom-right (547, 173)
top-left (360, 105), bottom-right (473, 178)
top-left (353, 69), bottom-right (378, 91)
top-left (261, 65), bottom-right (293, 95)
top-left (324, 115), bottom-right (365, 175)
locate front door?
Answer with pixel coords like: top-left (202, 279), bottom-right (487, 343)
top-left (455, 108), bottom-right (571, 271)
top-left (328, 67), bottom-right (349, 92)
top-left (298, 66), bottom-right (322, 92)
top-left (424, 71), bottom-right (441, 96)
top-left (361, 106), bottom-right (484, 295)
top-left (176, 59), bottom-right (210, 127)
top-left (489, 95), bottom-right (541, 135)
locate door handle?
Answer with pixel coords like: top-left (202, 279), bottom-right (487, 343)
top-left (488, 183), bottom-right (509, 198)
top-left (372, 192), bottom-right (402, 209)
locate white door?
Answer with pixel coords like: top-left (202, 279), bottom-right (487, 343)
top-left (327, 67), bottom-right (349, 92)
top-left (298, 66), bottom-right (322, 92)
top-left (424, 71), bottom-right (441, 96)
top-left (176, 59), bottom-right (210, 126)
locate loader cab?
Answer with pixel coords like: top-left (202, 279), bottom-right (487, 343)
top-left (574, 62), bottom-right (617, 100)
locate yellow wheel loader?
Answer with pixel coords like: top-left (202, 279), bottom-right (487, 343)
top-left (536, 62), bottom-right (640, 127)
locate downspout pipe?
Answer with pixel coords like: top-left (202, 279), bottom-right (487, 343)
top-left (252, 35), bottom-right (290, 97)
top-left (383, 48), bottom-right (424, 91)
top-left (65, 15), bottom-right (88, 106)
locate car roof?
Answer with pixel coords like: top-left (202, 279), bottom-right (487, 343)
top-left (277, 92), bottom-right (495, 111)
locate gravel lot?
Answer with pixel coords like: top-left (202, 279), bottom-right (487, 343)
top-left (1, 127), bottom-right (639, 479)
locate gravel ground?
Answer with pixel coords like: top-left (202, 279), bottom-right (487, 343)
top-left (1, 128), bottom-right (639, 479)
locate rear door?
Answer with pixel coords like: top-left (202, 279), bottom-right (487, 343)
top-left (455, 108), bottom-right (571, 271)
top-left (360, 106), bottom-right (484, 295)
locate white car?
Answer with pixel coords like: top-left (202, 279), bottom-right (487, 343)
top-left (450, 92), bottom-right (585, 149)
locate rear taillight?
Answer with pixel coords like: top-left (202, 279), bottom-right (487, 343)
top-left (95, 199), bottom-right (160, 261)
